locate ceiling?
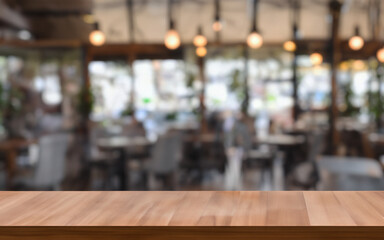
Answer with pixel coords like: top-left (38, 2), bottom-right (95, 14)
top-left (2, 0), bottom-right (384, 44)
top-left (93, 0), bottom-right (384, 44)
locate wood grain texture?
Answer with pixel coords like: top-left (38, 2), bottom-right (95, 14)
top-left (0, 191), bottom-right (383, 239)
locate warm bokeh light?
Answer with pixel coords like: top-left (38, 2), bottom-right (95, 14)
top-left (196, 47), bottom-right (207, 57)
top-left (193, 34), bottom-right (207, 47)
top-left (377, 48), bottom-right (384, 63)
top-left (352, 60), bottom-right (365, 71)
top-left (212, 20), bottom-right (222, 32)
top-left (247, 32), bottom-right (263, 49)
top-left (348, 35), bottom-right (364, 51)
top-left (164, 29), bottom-right (181, 50)
top-left (339, 61), bottom-right (349, 71)
top-left (283, 40), bottom-right (296, 52)
top-left (89, 30), bottom-right (106, 46)
top-left (310, 52), bottom-right (323, 65)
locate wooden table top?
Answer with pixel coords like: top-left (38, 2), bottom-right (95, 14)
top-left (1, 191), bottom-right (383, 227)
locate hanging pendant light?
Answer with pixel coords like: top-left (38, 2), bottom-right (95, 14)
top-left (89, 22), bottom-right (106, 46)
top-left (247, 0), bottom-right (263, 49)
top-left (310, 52), bottom-right (323, 65)
top-left (348, 26), bottom-right (364, 51)
top-left (377, 47), bottom-right (384, 63)
top-left (193, 26), bottom-right (207, 47)
top-left (212, 0), bottom-right (222, 32)
top-left (284, 1), bottom-right (299, 52)
top-left (164, 0), bottom-right (180, 50)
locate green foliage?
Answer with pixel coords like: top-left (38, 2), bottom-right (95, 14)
top-left (121, 104), bottom-right (134, 117)
top-left (368, 90), bottom-right (382, 121)
top-left (77, 86), bottom-right (94, 118)
top-left (165, 112), bottom-right (178, 121)
top-left (229, 69), bottom-right (242, 91)
top-left (186, 72), bottom-right (195, 88)
top-left (341, 81), bottom-right (360, 117)
top-left (0, 83), bottom-right (24, 122)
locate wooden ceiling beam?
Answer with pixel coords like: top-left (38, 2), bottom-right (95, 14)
top-left (0, 0), bottom-right (30, 30)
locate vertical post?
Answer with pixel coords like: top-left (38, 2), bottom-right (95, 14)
top-left (242, 45), bottom-right (249, 116)
top-left (292, 51), bottom-right (299, 121)
top-left (81, 45), bottom-right (92, 129)
top-left (377, 64), bottom-right (383, 130)
top-left (80, 45), bottom-right (92, 170)
top-left (328, 0), bottom-right (342, 154)
top-left (292, 25), bottom-right (299, 121)
top-left (198, 56), bottom-right (207, 133)
top-left (128, 54), bottom-right (136, 114)
top-left (291, 0), bottom-right (301, 121)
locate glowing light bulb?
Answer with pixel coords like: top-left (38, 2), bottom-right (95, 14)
top-left (310, 52), bottom-right (323, 65)
top-left (193, 34), bottom-right (207, 47)
top-left (377, 48), bottom-right (384, 63)
top-left (349, 35), bottom-right (364, 51)
top-left (212, 20), bottom-right (222, 32)
top-left (164, 29), bottom-right (181, 50)
top-left (89, 30), bottom-right (106, 46)
top-left (247, 32), bottom-right (263, 49)
top-left (196, 47), bottom-right (207, 57)
top-left (283, 40), bottom-right (296, 52)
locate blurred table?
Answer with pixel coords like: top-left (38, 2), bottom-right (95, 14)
top-left (368, 133), bottom-right (384, 160)
top-left (256, 134), bottom-right (305, 146)
top-left (0, 138), bottom-right (37, 189)
top-left (97, 136), bottom-right (152, 190)
top-left (0, 191), bottom-right (383, 239)
top-left (183, 133), bottom-right (216, 143)
top-left (255, 134), bottom-right (305, 175)
top-left (369, 133), bottom-right (384, 145)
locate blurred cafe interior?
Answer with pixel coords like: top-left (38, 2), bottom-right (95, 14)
top-left (0, 0), bottom-right (384, 191)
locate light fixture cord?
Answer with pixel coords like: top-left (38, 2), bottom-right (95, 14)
top-left (168, 0), bottom-right (174, 29)
top-left (214, 0), bottom-right (220, 21)
top-left (251, 0), bottom-right (259, 32)
top-left (126, 0), bottom-right (134, 43)
top-left (292, 0), bottom-right (300, 39)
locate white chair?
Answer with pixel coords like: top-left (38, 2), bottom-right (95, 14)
top-left (316, 156), bottom-right (384, 190)
top-left (14, 133), bottom-right (69, 190)
top-left (148, 132), bottom-right (182, 190)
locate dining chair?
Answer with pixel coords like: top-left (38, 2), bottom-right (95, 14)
top-left (287, 130), bottom-right (325, 190)
top-left (87, 125), bottom-right (117, 190)
top-left (148, 132), bottom-right (182, 190)
top-left (13, 133), bottom-right (69, 190)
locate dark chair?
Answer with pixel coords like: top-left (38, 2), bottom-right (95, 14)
top-left (288, 130), bottom-right (325, 190)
